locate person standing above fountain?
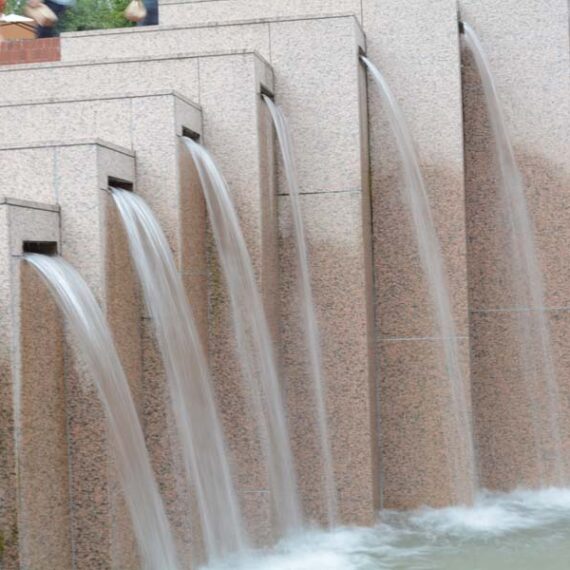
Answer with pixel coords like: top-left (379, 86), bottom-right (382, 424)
top-left (25, 0), bottom-right (74, 38)
top-left (138, 0), bottom-right (158, 26)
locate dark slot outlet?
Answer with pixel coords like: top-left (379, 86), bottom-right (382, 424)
top-left (182, 127), bottom-right (200, 141)
top-left (23, 241), bottom-right (58, 255)
top-left (108, 177), bottom-right (133, 192)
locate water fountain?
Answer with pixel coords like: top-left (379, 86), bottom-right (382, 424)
top-left (461, 21), bottom-right (566, 487)
top-left (362, 55), bottom-right (477, 501)
top-left (1, 1), bottom-right (569, 568)
top-left (263, 94), bottom-right (338, 526)
top-left (112, 188), bottom-right (247, 564)
top-left (184, 137), bottom-right (302, 536)
top-left (25, 254), bottom-right (181, 570)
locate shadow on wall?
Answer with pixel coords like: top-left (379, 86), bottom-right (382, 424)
top-left (462, 43), bottom-right (570, 491)
top-left (372, 161), bottom-right (472, 511)
top-left (368, 75), bottom-right (471, 509)
top-left (279, 193), bottom-right (379, 526)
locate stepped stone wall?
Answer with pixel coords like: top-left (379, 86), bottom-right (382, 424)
top-left (0, 0), bottom-right (568, 567)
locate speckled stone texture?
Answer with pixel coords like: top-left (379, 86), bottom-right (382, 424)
top-left (0, 56), bottom-right (200, 103)
top-left (59, 20), bottom-right (270, 62)
top-left (362, 0), bottom-right (474, 508)
top-left (198, 52), bottom-right (276, 545)
top-left (158, 0), bottom-right (362, 27)
top-left (57, 142), bottom-right (141, 570)
top-left (0, 200), bottom-right (69, 570)
top-left (0, 142), bottom-right (142, 568)
top-left (0, 49), bottom-right (281, 548)
top-left (1, 2), bottom-right (567, 560)
top-left (460, 0), bottom-right (570, 490)
top-left (271, 17), bottom-right (379, 525)
top-left (133, 96), bottom-right (205, 567)
top-left (57, 12), bottom-right (367, 67)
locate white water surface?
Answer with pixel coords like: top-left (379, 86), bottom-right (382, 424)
top-left (205, 488), bottom-right (570, 570)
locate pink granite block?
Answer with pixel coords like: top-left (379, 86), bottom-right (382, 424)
top-left (373, 165), bottom-right (469, 339)
top-left (461, 39), bottom-right (570, 312)
top-left (0, 200), bottom-right (68, 569)
top-left (280, 191), bottom-right (379, 526)
top-left (56, 143), bottom-right (140, 569)
top-left (471, 310), bottom-right (570, 490)
top-left (378, 337), bottom-right (473, 509)
top-left (198, 53), bottom-right (277, 543)
top-left (269, 16), bottom-right (365, 195)
top-left (461, 0), bottom-right (570, 492)
top-left (18, 264), bottom-right (72, 569)
top-left (362, 0), bottom-right (472, 509)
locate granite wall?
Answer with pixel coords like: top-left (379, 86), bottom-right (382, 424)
top-left (0, 1), bottom-right (569, 567)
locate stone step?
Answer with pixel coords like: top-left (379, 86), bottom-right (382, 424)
top-left (58, 13), bottom-right (360, 64)
top-left (158, 0), bottom-right (361, 28)
top-left (0, 49), bottom-right (271, 106)
top-left (0, 90), bottom-right (205, 318)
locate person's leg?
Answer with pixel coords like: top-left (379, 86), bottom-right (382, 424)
top-left (36, 1), bottom-right (67, 39)
top-left (137, 0), bottom-right (159, 26)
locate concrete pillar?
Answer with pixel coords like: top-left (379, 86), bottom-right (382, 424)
top-left (270, 16), bottom-right (379, 525)
top-left (0, 141), bottom-right (143, 568)
top-left (362, 0), bottom-right (474, 508)
top-left (0, 141), bottom-right (146, 569)
top-left (0, 199), bottom-right (71, 569)
top-left (197, 52), bottom-right (277, 544)
top-left (460, 0), bottom-right (570, 490)
top-left (129, 95), bottom-right (205, 565)
top-left (58, 142), bottom-right (140, 569)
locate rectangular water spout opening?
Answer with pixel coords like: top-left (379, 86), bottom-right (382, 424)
top-left (108, 177), bottom-right (133, 192)
top-left (182, 127), bottom-right (200, 141)
top-left (23, 241), bottom-right (58, 255)
top-left (260, 84), bottom-right (274, 100)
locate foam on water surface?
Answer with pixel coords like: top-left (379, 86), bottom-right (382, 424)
top-left (204, 488), bottom-right (570, 570)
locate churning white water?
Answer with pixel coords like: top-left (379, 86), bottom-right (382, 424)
top-left (112, 189), bottom-right (247, 563)
top-left (204, 488), bottom-right (570, 570)
top-left (25, 254), bottom-right (180, 570)
top-left (263, 94), bottom-right (338, 526)
top-left (361, 56), bottom-right (477, 499)
top-left (184, 138), bottom-right (302, 535)
top-left (461, 22), bottom-right (565, 485)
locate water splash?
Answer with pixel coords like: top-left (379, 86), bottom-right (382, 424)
top-left (112, 189), bottom-right (247, 563)
top-left (25, 254), bottom-right (180, 570)
top-left (461, 22), bottom-right (565, 485)
top-left (263, 94), bottom-right (338, 527)
top-left (204, 487), bottom-right (570, 570)
top-left (362, 56), bottom-right (477, 500)
top-left (184, 137), bottom-right (302, 536)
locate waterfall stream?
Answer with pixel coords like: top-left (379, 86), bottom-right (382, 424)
top-left (26, 253), bottom-right (181, 570)
top-left (112, 188), bottom-right (248, 563)
top-left (362, 55), bottom-right (477, 501)
top-left (263, 95), bottom-right (338, 526)
top-left (462, 22), bottom-right (565, 485)
top-left (184, 138), bottom-right (303, 536)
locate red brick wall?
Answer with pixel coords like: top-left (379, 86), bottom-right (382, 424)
top-left (0, 38), bottom-right (61, 66)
